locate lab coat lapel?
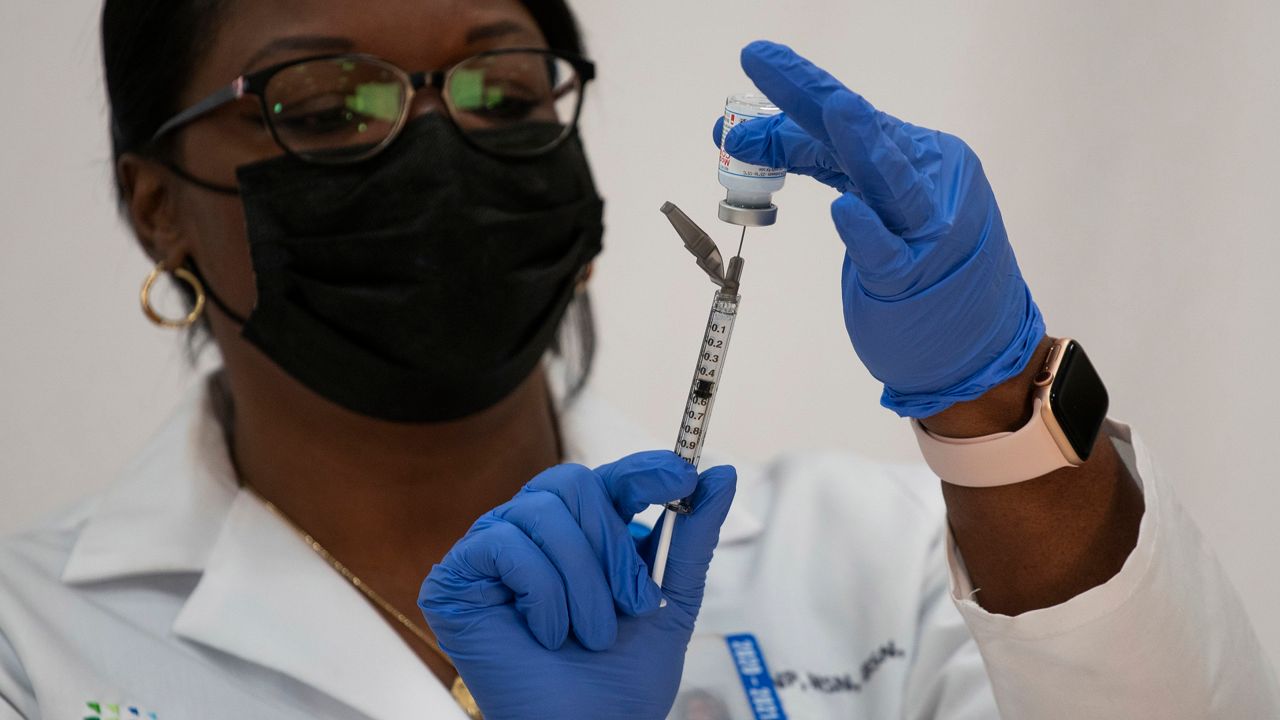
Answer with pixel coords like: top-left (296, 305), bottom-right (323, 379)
top-left (172, 490), bottom-right (467, 720)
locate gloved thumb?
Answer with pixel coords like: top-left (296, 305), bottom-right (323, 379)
top-left (651, 465), bottom-right (737, 618)
top-left (832, 192), bottom-right (911, 296)
top-left (714, 113), bottom-right (786, 168)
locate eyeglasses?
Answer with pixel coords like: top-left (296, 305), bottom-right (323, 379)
top-left (151, 48), bottom-right (596, 163)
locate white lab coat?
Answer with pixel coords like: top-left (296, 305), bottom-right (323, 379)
top-left (0, 371), bottom-right (1275, 719)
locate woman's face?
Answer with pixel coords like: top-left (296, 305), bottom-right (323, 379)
top-left (137, 0), bottom-right (549, 323)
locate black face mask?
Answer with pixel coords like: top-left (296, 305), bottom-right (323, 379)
top-left (205, 114), bottom-right (604, 422)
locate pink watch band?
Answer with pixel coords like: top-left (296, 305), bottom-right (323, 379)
top-left (911, 398), bottom-right (1072, 487)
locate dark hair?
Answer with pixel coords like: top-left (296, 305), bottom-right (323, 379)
top-left (102, 0), bottom-right (597, 401)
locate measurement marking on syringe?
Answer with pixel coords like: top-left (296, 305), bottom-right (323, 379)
top-left (672, 295), bottom-right (739, 474)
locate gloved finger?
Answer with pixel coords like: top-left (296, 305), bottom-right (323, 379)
top-left (494, 489), bottom-right (619, 651)
top-left (717, 114), bottom-right (850, 191)
top-left (740, 39), bottom-right (925, 163)
top-left (652, 465), bottom-right (737, 617)
top-left (738, 40), bottom-right (849, 147)
top-left (593, 450), bottom-right (698, 521)
top-left (714, 72), bottom-right (919, 167)
top-left (525, 464), bottom-right (663, 617)
top-left (714, 114), bottom-right (818, 167)
top-left (822, 90), bottom-right (933, 235)
top-left (712, 115), bottom-right (726, 149)
top-left (877, 112), bottom-right (921, 163)
top-left (831, 192), bottom-right (911, 294)
top-left (419, 517), bottom-right (570, 650)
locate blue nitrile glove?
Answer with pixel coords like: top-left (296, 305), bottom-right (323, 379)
top-left (419, 451), bottom-right (737, 720)
top-left (715, 41), bottom-right (1045, 418)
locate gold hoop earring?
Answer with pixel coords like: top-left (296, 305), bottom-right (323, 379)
top-left (140, 262), bottom-right (206, 329)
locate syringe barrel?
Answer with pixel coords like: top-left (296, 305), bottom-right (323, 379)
top-left (667, 290), bottom-right (740, 513)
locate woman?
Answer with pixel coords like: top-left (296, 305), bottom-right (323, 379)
top-left (0, 0), bottom-right (1274, 718)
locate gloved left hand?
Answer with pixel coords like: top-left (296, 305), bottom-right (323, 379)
top-left (716, 41), bottom-right (1045, 418)
top-left (419, 451), bottom-right (737, 720)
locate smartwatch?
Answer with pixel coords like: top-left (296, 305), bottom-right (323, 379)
top-left (911, 338), bottom-right (1110, 487)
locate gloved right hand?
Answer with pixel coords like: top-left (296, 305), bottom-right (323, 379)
top-left (419, 450), bottom-right (737, 720)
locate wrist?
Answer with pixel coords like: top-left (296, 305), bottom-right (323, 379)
top-left (919, 334), bottom-right (1053, 438)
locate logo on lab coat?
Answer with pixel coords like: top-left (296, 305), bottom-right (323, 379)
top-left (84, 701), bottom-right (158, 720)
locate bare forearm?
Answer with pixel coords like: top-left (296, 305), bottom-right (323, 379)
top-left (921, 336), bottom-right (1145, 615)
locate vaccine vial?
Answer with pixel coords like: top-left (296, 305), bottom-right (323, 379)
top-left (717, 93), bottom-right (785, 226)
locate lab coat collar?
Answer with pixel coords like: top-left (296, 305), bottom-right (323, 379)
top-left (59, 367), bottom-right (763, 719)
top-left (62, 377), bottom-right (239, 583)
top-left (61, 378), bottom-right (464, 717)
top-left (171, 489), bottom-right (463, 719)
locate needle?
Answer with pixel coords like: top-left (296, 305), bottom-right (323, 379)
top-left (734, 225), bottom-right (747, 259)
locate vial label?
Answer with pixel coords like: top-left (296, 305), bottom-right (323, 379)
top-left (719, 108), bottom-right (786, 180)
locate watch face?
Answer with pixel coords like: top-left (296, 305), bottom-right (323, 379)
top-left (1049, 342), bottom-right (1109, 461)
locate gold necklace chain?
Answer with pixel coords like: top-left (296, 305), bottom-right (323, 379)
top-left (247, 489), bottom-right (482, 719)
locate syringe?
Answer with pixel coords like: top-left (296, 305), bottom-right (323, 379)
top-left (651, 202), bottom-right (746, 591)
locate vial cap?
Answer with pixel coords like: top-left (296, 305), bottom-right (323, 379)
top-left (719, 200), bottom-right (777, 227)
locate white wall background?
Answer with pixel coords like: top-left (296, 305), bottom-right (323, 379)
top-left (2, 0), bottom-right (1278, 669)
